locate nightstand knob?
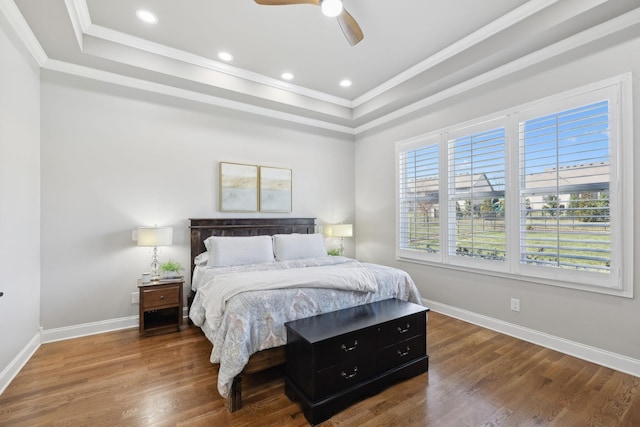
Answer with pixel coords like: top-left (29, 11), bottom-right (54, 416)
top-left (160, 295), bottom-right (165, 299)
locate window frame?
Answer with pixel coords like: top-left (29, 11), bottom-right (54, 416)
top-left (395, 74), bottom-right (633, 298)
top-left (396, 134), bottom-right (442, 263)
top-left (445, 117), bottom-right (509, 272)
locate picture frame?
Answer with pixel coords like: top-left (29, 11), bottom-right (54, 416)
top-left (260, 166), bottom-right (292, 212)
top-left (219, 162), bottom-right (259, 212)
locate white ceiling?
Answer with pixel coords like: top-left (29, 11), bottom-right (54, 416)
top-left (8, 0), bottom-right (640, 135)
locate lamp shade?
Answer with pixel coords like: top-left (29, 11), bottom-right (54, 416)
top-left (137, 227), bottom-right (173, 247)
top-left (323, 223), bottom-right (353, 238)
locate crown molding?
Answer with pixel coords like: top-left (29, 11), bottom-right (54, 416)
top-left (0, 0), bottom-right (47, 65)
top-left (42, 59), bottom-right (356, 136)
top-left (68, 0), bottom-right (353, 109)
top-left (352, 0), bottom-right (565, 107)
top-left (63, 0), bottom-right (88, 50)
top-left (355, 6), bottom-right (640, 135)
top-left (68, 0), bottom-right (570, 112)
top-left (85, 23), bottom-right (354, 108)
top-left (3, 0), bottom-right (638, 137)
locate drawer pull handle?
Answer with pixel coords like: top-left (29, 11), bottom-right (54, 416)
top-left (341, 366), bottom-right (358, 380)
top-left (340, 340), bottom-right (358, 352)
top-left (397, 324), bottom-right (411, 334)
top-left (397, 346), bottom-right (411, 357)
top-left (160, 295), bottom-right (165, 299)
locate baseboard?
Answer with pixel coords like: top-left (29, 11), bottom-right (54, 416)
top-left (42, 306), bottom-right (190, 343)
top-left (42, 316), bottom-right (138, 343)
top-left (0, 329), bottom-right (42, 395)
top-left (424, 298), bottom-right (640, 378)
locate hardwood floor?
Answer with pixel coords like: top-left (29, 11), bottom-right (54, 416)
top-left (1, 312), bottom-right (639, 426)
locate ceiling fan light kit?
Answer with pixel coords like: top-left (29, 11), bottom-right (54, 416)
top-left (254, 0), bottom-right (363, 46)
top-left (320, 0), bottom-right (343, 17)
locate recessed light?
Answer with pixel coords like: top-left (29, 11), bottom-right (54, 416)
top-left (281, 72), bottom-right (294, 81)
top-left (339, 79), bottom-right (352, 88)
top-left (218, 51), bottom-right (233, 62)
top-left (136, 10), bottom-right (158, 24)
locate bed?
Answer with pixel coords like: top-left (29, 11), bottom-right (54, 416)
top-left (187, 218), bottom-right (424, 412)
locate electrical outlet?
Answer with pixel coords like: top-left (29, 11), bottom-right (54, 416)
top-left (131, 291), bottom-right (140, 304)
top-left (510, 298), bottom-right (520, 312)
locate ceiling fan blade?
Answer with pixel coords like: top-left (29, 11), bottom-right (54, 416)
top-left (254, 0), bottom-right (319, 5)
top-left (337, 8), bottom-right (364, 46)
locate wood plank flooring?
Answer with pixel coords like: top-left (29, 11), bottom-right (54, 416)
top-left (1, 312), bottom-right (639, 426)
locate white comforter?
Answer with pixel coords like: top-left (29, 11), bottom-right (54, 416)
top-left (195, 263), bottom-right (377, 322)
top-left (189, 256), bottom-right (423, 398)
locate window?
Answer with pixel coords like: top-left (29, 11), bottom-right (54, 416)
top-left (398, 136), bottom-right (440, 260)
top-left (396, 74), bottom-right (633, 296)
top-left (447, 120), bottom-right (507, 267)
top-left (519, 101), bottom-right (611, 276)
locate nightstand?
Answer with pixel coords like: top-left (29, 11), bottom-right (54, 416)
top-left (138, 279), bottom-right (184, 335)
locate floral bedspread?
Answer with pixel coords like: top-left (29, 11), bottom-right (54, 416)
top-left (188, 256), bottom-right (423, 398)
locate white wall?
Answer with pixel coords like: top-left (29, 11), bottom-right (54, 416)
top-left (0, 13), bottom-right (41, 380)
top-left (355, 32), bottom-right (640, 360)
top-left (39, 71), bottom-right (355, 330)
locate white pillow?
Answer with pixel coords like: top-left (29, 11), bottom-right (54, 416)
top-left (204, 235), bottom-right (274, 267)
top-left (273, 233), bottom-right (327, 261)
top-left (194, 252), bottom-right (208, 266)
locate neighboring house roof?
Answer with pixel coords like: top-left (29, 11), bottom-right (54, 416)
top-left (524, 162), bottom-right (609, 193)
top-left (408, 173), bottom-right (493, 195)
top-left (406, 162), bottom-right (609, 200)
top-left (406, 173), bottom-right (498, 205)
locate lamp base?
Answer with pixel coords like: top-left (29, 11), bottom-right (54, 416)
top-left (150, 246), bottom-right (160, 280)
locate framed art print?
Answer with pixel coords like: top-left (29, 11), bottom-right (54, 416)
top-left (219, 162), bottom-right (258, 212)
top-left (260, 166), bottom-right (292, 212)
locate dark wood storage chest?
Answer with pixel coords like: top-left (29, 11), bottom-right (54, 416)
top-left (285, 298), bottom-right (429, 424)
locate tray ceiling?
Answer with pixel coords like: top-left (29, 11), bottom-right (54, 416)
top-left (7, 0), bottom-right (640, 135)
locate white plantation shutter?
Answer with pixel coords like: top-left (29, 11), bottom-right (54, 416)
top-left (447, 123), bottom-right (506, 266)
top-left (519, 101), bottom-right (611, 274)
top-left (397, 136), bottom-right (440, 260)
top-left (395, 75), bottom-right (631, 296)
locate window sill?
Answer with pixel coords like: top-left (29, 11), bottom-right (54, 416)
top-left (396, 256), bottom-right (632, 298)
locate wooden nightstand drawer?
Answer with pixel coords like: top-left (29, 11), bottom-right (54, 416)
top-left (138, 280), bottom-right (184, 335)
top-left (143, 286), bottom-right (180, 309)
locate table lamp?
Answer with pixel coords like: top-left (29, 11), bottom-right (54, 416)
top-left (323, 223), bottom-right (353, 256)
top-left (137, 226), bottom-right (173, 279)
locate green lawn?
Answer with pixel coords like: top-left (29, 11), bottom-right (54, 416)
top-left (404, 216), bottom-right (610, 271)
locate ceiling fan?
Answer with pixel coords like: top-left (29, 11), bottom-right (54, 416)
top-left (254, 0), bottom-right (364, 46)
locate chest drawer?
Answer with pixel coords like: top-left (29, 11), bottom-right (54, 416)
top-left (143, 286), bottom-right (180, 309)
top-left (314, 329), bottom-right (376, 371)
top-left (378, 312), bottom-right (426, 348)
top-left (314, 358), bottom-right (376, 400)
top-left (377, 334), bottom-right (426, 373)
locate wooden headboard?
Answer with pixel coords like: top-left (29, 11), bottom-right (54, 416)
top-left (189, 218), bottom-right (316, 273)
